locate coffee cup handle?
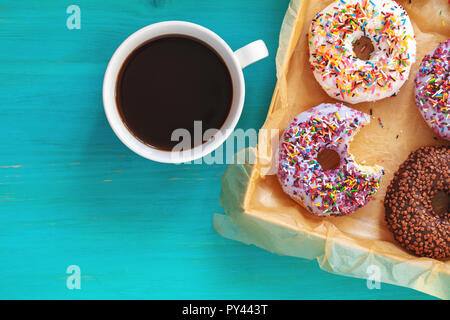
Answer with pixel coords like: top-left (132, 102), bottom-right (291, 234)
top-left (234, 40), bottom-right (269, 69)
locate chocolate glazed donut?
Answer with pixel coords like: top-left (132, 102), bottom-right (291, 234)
top-left (384, 146), bottom-right (449, 260)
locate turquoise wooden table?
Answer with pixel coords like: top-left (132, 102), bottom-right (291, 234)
top-left (0, 0), bottom-right (436, 299)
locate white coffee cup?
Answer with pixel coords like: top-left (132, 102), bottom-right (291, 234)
top-left (103, 21), bottom-right (268, 163)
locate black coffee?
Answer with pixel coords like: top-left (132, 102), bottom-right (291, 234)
top-left (116, 35), bottom-right (233, 151)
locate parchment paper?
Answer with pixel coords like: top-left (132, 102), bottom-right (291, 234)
top-left (214, 0), bottom-right (450, 299)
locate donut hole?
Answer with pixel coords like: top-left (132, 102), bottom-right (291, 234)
top-left (317, 148), bottom-right (341, 171)
top-left (431, 191), bottom-right (450, 218)
top-left (353, 36), bottom-right (375, 61)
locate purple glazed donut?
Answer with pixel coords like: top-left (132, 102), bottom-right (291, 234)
top-left (414, 40), bottom-right (449, 140)
top-left (277, 103), bottom-right (384, 217)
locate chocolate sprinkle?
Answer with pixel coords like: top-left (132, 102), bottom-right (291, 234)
top-left (384, 146), bottom-right (449, 260)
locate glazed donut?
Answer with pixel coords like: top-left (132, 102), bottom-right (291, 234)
top-left (384, 146), bottom-right (449, 260)
top-left (414, 40), bottom-right (449, 141)
top-left (277, 103), bottom-right (384, 217)
top-left (309, 0), bottom-right (416, 104)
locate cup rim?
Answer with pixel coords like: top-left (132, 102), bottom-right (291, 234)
top-left (102, 21), bottom-right (245, 163)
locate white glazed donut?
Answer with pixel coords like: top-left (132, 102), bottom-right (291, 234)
top-left (309, 0), bottom-right (416, 104)
top-left (277, 103), bottom-right (384, 217)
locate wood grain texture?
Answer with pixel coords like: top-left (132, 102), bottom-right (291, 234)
top-left (0, 0), bottom-right (435, 299)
